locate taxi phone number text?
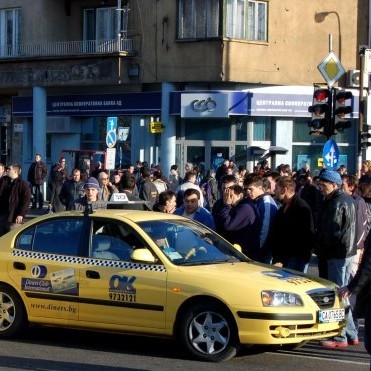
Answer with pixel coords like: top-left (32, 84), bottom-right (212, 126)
top-left (109, 293), bottom-right (136, 302)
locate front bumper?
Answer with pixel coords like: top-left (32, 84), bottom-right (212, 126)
top-left (236, 310), bottom-right (344, 344)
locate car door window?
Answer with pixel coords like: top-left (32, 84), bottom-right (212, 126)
top-left (90, 219), bottom-right (146, 261)
top-left (15, 218), bottom-right (84, 256)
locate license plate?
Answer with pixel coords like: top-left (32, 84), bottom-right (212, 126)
top-left (318, 308), bottom-right (345, 323)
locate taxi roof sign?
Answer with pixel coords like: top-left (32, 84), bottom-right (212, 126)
top-left (317, 51), bottom-right (345, 87)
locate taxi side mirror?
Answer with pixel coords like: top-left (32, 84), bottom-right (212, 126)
top-left (131, 248), bottom-right (156, 263)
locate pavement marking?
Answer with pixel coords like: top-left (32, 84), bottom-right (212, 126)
top-left (271, 349), bottom-right (370, 367)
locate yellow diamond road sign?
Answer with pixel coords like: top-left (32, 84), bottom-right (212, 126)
top-left (317, 51), bottom-right (345, 87)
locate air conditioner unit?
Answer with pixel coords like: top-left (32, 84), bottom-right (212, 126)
top-left (347, 70), bottom-right (360, 87)
top-left (347, 69), bottom-right (369, 88)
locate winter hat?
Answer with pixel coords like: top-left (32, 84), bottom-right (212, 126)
top-left (84, 177), bottom-right (101, 190)
top-left (319, 169), bottom-right (342, 186)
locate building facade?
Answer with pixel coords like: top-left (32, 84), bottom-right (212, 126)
top-left (0, 0), bottom-right (369, 176)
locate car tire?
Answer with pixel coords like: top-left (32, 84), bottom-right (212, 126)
top-left (0, 285), bottom-right (26, 338)
top-left (179, 302), bottom-right (239, 362)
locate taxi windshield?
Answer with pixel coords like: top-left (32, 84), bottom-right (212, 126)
top-left (138, 220), bottom-right (248, 266)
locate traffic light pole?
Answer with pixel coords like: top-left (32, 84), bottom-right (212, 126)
top-left (358, 47), bottom-right (366, 177)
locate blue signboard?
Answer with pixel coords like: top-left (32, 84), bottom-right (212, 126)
top-left (323, 139), bottom-right (339, 170)
top-left (170, 91), bottom-right (359, 118)
top-left (12, 92), bottom-right (162, 117)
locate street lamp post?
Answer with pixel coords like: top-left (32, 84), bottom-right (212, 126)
top-left (315, 11), bottom-right (342, 61)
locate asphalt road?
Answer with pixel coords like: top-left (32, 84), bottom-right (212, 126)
top-left (0, 326), bottom-right (368, 371)
top-left (20, 207), bottom-right (370, 370)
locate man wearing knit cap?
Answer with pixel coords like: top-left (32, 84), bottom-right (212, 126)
top-left (73, 176), bottom-right (106, 211)
top-left (316, 169), bottom-right (359, 348)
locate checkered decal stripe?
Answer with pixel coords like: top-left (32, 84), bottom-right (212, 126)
top-left (12, 250), bottom-right (166, 272)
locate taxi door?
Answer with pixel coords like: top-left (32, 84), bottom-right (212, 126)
top-left (9, 217), bottom-right (85, 321)
top-left (78, 218), bottom-right (167, 330)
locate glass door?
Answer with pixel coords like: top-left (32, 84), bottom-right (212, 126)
top-left (186, 145), bottom-right (206, 176)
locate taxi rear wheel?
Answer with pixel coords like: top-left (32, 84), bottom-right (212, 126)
top-left (0, 285), bottom-right (26, 338)
top-left (179, 302), bottom-right (239, 362)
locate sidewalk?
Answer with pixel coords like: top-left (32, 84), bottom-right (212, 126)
top-left (25, 203), bottom-right (51, 221)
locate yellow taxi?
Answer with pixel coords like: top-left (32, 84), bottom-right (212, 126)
top-left (0, 209), bottom-right (345, 362)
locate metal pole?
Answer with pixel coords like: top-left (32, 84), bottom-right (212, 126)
top-left (358, 48), bottom-right (366, 177)
top-left (329, 34), bottom-right (333, 52)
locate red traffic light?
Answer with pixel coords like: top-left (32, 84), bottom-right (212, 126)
top-left (313, 89), bottom-right (330, 102)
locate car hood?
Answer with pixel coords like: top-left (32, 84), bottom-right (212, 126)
top-left (175, 260), bottom-right (335, 293)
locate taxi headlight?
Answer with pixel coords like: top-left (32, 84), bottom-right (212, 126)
top-left (261, 290), bottom-right (303, 306)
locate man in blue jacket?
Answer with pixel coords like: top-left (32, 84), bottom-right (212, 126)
top-left (212, 184), bottom-right (261, 260)
top-left (174, 188), bottom-right (215, 230)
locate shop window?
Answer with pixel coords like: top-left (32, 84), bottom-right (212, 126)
top-left (293, 118), bottom-right (357, 175)
top-left (293, 118), bottom-right (356, 144)
top-left (235, 120), bottom-right (247, 141)
top-left (253, 117), bottom-right (272, 141)
top-left (184, 119), bottom-right (231, 140)
top-left (178, 0), bottom-right (220, 39)
top-left (292, 145), bottom-right (356, 176)
top-left (81, 116), bottom-right (132, 168)
top-left (293, 118), bottom-right (325, 143)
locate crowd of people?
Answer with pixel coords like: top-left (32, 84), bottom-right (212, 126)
top-left (0, 154), bottom-right (370, 360)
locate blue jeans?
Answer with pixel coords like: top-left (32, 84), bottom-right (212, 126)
top-left (283, 257), bottom-right (309, 273)
top-left (327, 256), bottom-right (358, 343)
top-left (32, 185), bottom-right (43, 208)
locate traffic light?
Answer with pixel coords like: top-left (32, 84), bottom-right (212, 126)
top-left (360, 130), bottom-right (371, 151)
top-left (308, 85), bottom-right (331, 136)
top-left (333, 89), bottom-right (353, 134)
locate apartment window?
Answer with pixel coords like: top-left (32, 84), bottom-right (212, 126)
top-left (248, 1), bottom-right (267, 41)
top-left (178, 0), bottom-right (220, 39)
top-left (0, 8), bottom-right (21, 56)
top-left (225, 0), bottom-right (267, 41)
top-left (84, 7), bottom-right (119, 41)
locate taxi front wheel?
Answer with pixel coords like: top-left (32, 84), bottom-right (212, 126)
top-left (0, 285), bottom-right (26, 338)
top-left (179, 302), bottom-right (239, 362)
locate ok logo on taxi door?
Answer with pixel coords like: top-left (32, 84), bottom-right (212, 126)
top-left (109, 275), bottom-right (137, 294)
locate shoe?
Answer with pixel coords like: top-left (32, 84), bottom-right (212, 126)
top-left (348, 339), bottom-right (360, 345)
top-left (320, 340), bottom-right (348, 348)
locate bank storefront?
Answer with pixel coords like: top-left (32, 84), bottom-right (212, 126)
top-left (12, 85), bottom-right (359, 176)
top-left (171, 86), bottom-right (359, 176)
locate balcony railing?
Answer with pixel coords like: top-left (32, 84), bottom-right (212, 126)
top-left (0, 38), bottom-right (134, 59)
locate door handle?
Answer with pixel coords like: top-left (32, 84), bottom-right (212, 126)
top-left (13, 262), bottom-right (26, 270)
top-left (86, 270), bottom-right (100, 279)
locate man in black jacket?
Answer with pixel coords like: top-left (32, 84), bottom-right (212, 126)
top-left (59, 168), bottom-right (85, 210)
top-left (0, 164), bottom-right (31, 236)
top-left (27, 153), bottom-right (47, 209)
top-left (340, 240), bottom-right (371, 366)
top-left (316, 169), bottom-right (358, 348)
top-left (264, 176), bottom-right (314, 271)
